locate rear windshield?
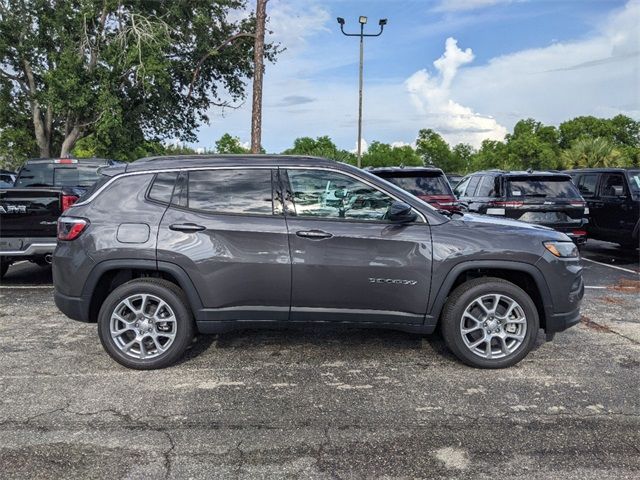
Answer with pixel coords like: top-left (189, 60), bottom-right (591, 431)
top-left (378, 173), bottom-right (451, 196)
top-left (627, 170), bottom-right (640, 193)
top-left (15, 163), bottom-right (104, 188)
top-left (506, 176), bottom-right (581, 199)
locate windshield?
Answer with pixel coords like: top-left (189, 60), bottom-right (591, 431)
top-left (15, 164), bottom-right (103, 188)
top-left (626, 170), bottom-right (640, 194)
top-left (506, 176), bottom-right (581, 199)
top-left (379, 173), bottom-right (452, 197)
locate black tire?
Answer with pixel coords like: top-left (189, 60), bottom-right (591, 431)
top-left (0, 260), bottom-right (8, 279)
top-left (97, 278), bottom-right (195, 370)
top-left (441, 277), bottom-right (539, 369)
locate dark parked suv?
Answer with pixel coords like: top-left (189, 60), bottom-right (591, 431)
top-left (369, 167), bottom-right (459, 212)
top-left (53, 156), bottom-right (584, 370)
top-left (564, 168), bottom-right (639, 249)
top-left (454, 170), bottom-right (589, 245)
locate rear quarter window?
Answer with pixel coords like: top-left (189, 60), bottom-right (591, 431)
top-left (147, 172), bottom-right (178, 204)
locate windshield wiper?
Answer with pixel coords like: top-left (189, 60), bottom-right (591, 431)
top-left (523, 193), bottom-right (547, 197)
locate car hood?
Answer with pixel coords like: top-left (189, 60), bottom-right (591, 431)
top-left (451, 213), bottom-right (569, 240)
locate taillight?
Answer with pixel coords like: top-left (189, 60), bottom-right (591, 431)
top-left (57, 217), bottom-right (89, 241)
top-left (572, 230), bottom-right (587, 237)
top-left (55, 158), bottom-right (78, 164)
top-left (570, 201), bottom-right (585, 207)
top-left (61, 194), bottom-right (79, 212)
top-left (489, 201), bottom-right (524, 208)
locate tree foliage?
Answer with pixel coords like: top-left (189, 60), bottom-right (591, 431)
top-left (0, 0), bottom-right (277, 160)
top-left (282, 136), bottom-right (356, 164)
top-left (215, 133), bottom-right (250, 154)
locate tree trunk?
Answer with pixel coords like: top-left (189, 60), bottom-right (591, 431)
top-left (23, 60), bottom-right (51, 157)
top-left (250, 0), bottom-right (267, 154)
top-left (60, 125), bottom-right (82, 157)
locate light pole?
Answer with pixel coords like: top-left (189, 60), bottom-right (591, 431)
top-left (337, 16), bottom-right (387, 168)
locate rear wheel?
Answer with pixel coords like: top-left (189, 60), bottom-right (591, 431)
top-left (97, 278), bottom-right (194, 369)
top-left (441, 277), bottom-right (539, 368)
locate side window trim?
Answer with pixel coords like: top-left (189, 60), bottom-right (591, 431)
top-left (282, 167), bottom-right (426, 224)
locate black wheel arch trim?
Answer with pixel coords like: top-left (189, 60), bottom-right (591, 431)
top-left (81, 259), bottom-right (204, 319)
top-left (427, 260), bottom-right (553, 327)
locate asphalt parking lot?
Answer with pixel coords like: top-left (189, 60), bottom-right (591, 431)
top-left (0, 240), bottom-right (638, 479)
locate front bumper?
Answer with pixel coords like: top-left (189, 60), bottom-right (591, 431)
top-left (545, 307), bottom-right (582, 333)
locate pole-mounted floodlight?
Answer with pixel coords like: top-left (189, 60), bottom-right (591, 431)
top-left (336, 17), bottom-right (387, 168)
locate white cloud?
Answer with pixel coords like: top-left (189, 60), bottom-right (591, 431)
top-left (405, 37), bottom-right (508, 147)
top-left (434, 0), bottom-right (515, 12)
top-left (451, 0), bottom-right (640, 125)
top-left (350, 138), bottom-right (369, 154)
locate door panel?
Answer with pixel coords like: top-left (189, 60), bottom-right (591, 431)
top-left (156, 168), bottom-right (290, 321)
top-left (285, 218), bottom-right (432, 323)
top-left (282, 168), bottom-right (432, 324)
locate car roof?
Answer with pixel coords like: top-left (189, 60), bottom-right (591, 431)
top-left (124, 154), bottom-right (340, 173)
top-left (562, 168), bottom-right (635, 173)
top-left (367, 166), bottom-right (444, 174)
top-left (473, 170), bottom-right (572, 178)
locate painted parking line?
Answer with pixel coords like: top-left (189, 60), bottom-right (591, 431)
top-left (582, 257), bottom-right (639, 275)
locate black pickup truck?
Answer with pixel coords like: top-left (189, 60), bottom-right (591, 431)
top-left (0, 158), bottom-right (118, 278)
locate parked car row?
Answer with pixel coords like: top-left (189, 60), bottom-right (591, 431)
top-left (366, 165), bottom-right (638, 249)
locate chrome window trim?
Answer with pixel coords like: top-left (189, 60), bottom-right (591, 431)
top-left (73, 164), bottom-right (428, 223)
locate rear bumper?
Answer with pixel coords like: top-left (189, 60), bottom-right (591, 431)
top-left (0, 237), bottom-right (57, 257)
top-left (54, 289), bottom-right (90, 322)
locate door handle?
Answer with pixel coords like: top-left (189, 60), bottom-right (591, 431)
top-left (296, 229), bottom-right (333, 239)
top-left (169, 223), bottom-right (206, 232)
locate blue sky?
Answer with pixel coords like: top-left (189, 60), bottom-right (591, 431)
top-left (191, 0), bottom-right (639, 152)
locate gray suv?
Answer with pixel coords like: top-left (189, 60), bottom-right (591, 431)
top-left (53, 155), bottom-right (584, 369)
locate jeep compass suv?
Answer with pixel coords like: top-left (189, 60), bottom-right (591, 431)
top-left (53, 156), bottom-right (584, 369)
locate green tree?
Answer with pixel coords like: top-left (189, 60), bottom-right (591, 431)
top-left (0, 0), bottom-right (277, 159)
top-left (215, 133), bottom-right (250, 154)
top-left (361, 142), bottom-right (421, 168)
top-left (505, 119), bottom-right (560, 170)
top-left (282, 136), bottom-right (356, 164)
top-left (470, 140), bottom-right (508, 171)
top-left (559, 115), bottom-right (640, 149)
top-left (415, 129), bottom-right (452, 170)
top-left (561, 137), bottom-right (622, 168)
top-left (450, 143), bottom-right (475, 173)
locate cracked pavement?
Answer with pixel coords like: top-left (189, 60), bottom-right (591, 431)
top-left (0, 242), bottom-right (639, 479)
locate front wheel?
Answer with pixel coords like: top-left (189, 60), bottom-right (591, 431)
top-left (441, 277), bottom-right (539, 368)
top-left (97, 278), bottom-right (195, 370)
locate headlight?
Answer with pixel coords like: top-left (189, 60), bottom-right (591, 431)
top-left (544, 241), bottom-right (579, 258)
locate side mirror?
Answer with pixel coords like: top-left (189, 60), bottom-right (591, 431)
top-left (386, 201), bottom-right (418, 223)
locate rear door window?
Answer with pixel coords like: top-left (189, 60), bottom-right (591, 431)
top-left (185, 169), bottom-right (275, 215)
top-left (378, 172), bottom-right (451, 196)
top-left (576, 174), bottom-right (598, 197)
top-left (465, 176), bottom-right (481, 197)
top-left (475, 176), bottom-right (498, 197)
top-left (600, 174), bottom-right (627, 197)
top-left (507, 176), bottom-right (581, 199)
top-left (453, 177), bottom-right (470, 197)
